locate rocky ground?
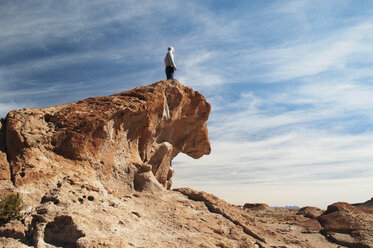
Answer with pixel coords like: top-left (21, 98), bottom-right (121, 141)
top-left (0, 80), bottom-right (371, 248)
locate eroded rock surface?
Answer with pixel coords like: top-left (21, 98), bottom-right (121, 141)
top-left (319, 202), bottom-right (373, 248)
top-left (3, 80), bottom-right (210, 195)
top-left (297, 206), bottom-right (324, 219)
top-left (0, 119), bottom-right (13, 196)
top-left (353, 197), bottom-right (373, 209)
top-left (0, 80), bottom-right (368, 248)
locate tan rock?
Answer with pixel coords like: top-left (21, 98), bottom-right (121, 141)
top-left (353, 197), bottom-right (373, 209)
top-left (0, 119), bottom-right (10, 181)
top-left (243, 203), bottom-right (272, 211)
top-left (293, 215), bottom-right (322, 233)
top-left (0, 180), bottom-right (15, 197)
top-left (4, 80), bottom-right (211, 195)
top-left (0, 119), bottom-right (12, 197)
top-left (319, 202), bottom-right (373, 247)
top-left (297, 206), bottom-right (324, 219)
top-left (0, 81), bottom-right (351, 248)
top-left (0, 237), bottom-right (31, 248)
top-left (0, 220), bottom-right (27, 242)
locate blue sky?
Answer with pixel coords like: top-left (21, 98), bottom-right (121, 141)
top-left (1, 0), bottom-right (373, 208)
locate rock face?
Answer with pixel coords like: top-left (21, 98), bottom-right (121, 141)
top-left (297, 206), bottom-right (324, 219)
top-left (0, 80), bottom-right (371, 248)
top-left (353, 197), bottom-right (373, 209)
top-left (0, 119), bottom-right (14, 196)
top-left (0, 80), bottom-right (214, 247)
top-left (2, 80), bottom-right (210, 196)
top-left (319, 202), bottom-right (373, 248)
top-left (0, 119), bottom-right (10, 181)
top-left (243, 203), bottom-right (272, 211)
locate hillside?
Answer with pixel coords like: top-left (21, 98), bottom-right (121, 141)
top-left (353, 198), bottom-right (373, 209)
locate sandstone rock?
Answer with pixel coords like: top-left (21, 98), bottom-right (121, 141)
top-left (297, 206), bottom-right (324, 219)
top-left (4, 80), bottom-right (210, 196)
top-left (174, 187), bottom-right (267, 244)
top-left (0, 220), bottom-right (27, 243)
top-left (0, 119), bottom-right (11, 190)
top-left (0, 119), bottom-right (13, 197)
top-left (0, 237), bottom-right (31, 248)
top-left (353, 197), bottom-right (373, 209)
top-left (0, 81), bottom-right (354, 248)
top-left (293, 215), bottom-right (322, 233)
top-left (174, 188), bottom-right (341, 248)
top-left (243, 203), bottom-right (272, 211)
top-left (0, 180), bottom-right (15, 197)
top-left (319, 202), bottom-right (373, 247)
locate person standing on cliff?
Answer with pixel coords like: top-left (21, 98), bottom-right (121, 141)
top-left (164, 46), bottom-right (177, 80)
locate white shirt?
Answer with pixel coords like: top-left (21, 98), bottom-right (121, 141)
top-left (164, 51), bottom-right (176, 68)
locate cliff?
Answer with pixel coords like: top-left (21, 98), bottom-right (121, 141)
top-left (0, 80), bottom-right (371, 248)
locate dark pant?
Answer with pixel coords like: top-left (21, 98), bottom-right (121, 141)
top-left (165, 66), bottom-right (174, 80)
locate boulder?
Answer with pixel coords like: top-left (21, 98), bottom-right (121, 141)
top-left (243, 203), bottom-right (272, 211)
top-left (353, 197), bottom-right (373, 209)
top-left (297, 206), bottom-right (324, 219)
top-left (318, 202), bottom-right (373, 247)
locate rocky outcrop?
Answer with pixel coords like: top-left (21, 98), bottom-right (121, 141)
top-left (243, 203), bottom-right (272, 211)
top-left (174, 187), bottom-right (268, 244)
top-left (2, 80), bottom-right (210, 196)
top-left (297, 206), bottom-right (324, 219)
top-left (0, 119), bottom-right (13, 197)
top-left (353, 197), bottom-right (373, 209)
top-left (0, 80), bottom-right (368, 248)
top-left (0, 119), bottom-right (10, 181)
top-left (0, 80), bottom-right (213, 247)
top-left (174, 188), bottom-right (331, 247)
top-left (319, 202), bottom-right (373, 248)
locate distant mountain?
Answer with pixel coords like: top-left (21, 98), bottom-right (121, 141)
top-left (285, 205), bottom-right (301, 209)
top-left (272, 205), bottom-right (301, 209)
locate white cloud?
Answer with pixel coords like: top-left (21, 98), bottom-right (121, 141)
top-left (174, 66), bottom-right (373, 208)
top-left (173, 129), bottom-right (373, 208)
top-left (235, 22), bottom-right (373, 82)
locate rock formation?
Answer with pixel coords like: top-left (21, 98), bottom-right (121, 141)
top-left (319, 202), bottom-right (373, 248)
top-left (297, 206), bottom-right (324, 219)
top-left (353, 197), bottom-right (373, 209)
top-left (243, 203), bottom-right (272, 211)
top-left (0, 80), bottom-right (371, 248)
top-left (2, 79), bottom-right (210, 196)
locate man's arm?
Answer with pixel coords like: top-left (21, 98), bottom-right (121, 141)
top-left (170, 53), bottom-right (177, 70)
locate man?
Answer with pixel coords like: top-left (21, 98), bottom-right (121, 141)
top-left (164, 46), bottom-right (177, 80)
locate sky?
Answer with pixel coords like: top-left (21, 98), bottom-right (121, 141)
top-left (1, 0), bottom-right (373, 209)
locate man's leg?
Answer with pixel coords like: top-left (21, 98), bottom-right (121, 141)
top-left (166, 66), bottom-right (174, 80)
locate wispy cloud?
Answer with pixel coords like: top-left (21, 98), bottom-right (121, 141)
top-left (173, 129), bottom-right (373, 208)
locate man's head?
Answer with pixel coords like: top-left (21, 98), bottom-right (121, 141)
top-left (168, 46), bottom-right (174, 53)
